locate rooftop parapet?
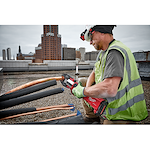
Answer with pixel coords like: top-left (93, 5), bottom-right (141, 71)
top-left (133, 51), bottom-right (150, 62)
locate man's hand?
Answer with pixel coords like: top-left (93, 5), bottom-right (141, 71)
top-left (72, 82), bottom-right (85, 98)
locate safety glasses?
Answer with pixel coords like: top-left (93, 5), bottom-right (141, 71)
top-left (89, 30), bottom-right (95, 42)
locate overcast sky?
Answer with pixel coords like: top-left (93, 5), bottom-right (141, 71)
top-left (0, 25), bottom-right (150, 60)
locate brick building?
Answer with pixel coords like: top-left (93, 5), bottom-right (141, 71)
top-left (17, 45), bottom-right (35, 62)
top-left (35, 25), bottom-right (61, 62)
top-left (76, 50), bottom-right (81, 59)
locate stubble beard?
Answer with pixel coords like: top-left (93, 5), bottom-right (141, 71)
top-left (95, 43), bottom-right (102, 50)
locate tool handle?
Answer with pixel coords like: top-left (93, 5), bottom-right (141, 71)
top-left (61, 74), bottom-right (107, 115)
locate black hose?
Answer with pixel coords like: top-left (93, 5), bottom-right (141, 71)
top-left (0, 79), bottom-right (57, 101)
top-left (18, 115), bottom-right (85, 124)
top-left (0, 107), bottom-right (36, 119)
top-left (0, 88), bottom-right (64, 110)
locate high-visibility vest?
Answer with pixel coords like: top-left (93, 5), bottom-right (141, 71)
top-left (94, 40), bottom-right (148, 121)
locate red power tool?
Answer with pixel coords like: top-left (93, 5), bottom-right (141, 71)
top-left (61, 74), bottom-right (108, 116)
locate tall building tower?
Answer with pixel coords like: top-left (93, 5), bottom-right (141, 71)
top-left (18, 45), bottom-right (21, 53)
top-left (41, 25), bottom-right (61, 60)
top-left (61, 44), bottom-right (67, 60)
top-left (7, 48), bottom-right (11, 60)
top-left (17, 45), bottom-right (24, 60)
top-left (2, 49), bottom-right (6, 60)
top-left (79, 47), bottom-right (85, 61)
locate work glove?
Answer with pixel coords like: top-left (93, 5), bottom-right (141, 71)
top-left (72, 82), bottom-right (86, 98)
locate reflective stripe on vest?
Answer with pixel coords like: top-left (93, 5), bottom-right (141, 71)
top-left (104, 45), bottom-right (144, 116)
top-left (108, 93), bottom-right (145, 115)
top-left (105, 45), bottom-right (144, 116)
top-left (94, 41), bottom-right (148, 121)
top-left (99, 45), bottom-right (131, 83)
top-left (107, 78), bottom-right (142, 103)
top-left (110, 45), bottom-right (131, 83)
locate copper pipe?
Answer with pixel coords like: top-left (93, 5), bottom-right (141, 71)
top-left (5, 76), bottom-right (63, 95)
top-left (36, 104), bottom-right (73, 111)
top-left (0, 105), bottom-right (74, 121)
top-left (0, 104), bottom-right (74, 119)
top-left (40, 113), bottom-right (77, 122)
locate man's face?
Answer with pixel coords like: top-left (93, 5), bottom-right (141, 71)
top-left (90, 31), bottom-right (103, 50)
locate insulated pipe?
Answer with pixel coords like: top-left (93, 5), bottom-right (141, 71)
top-left (0, 107), bottom-right (36, 119)
top-left (0, 106), bottom-right (74, 121)
top-left (0, 104), bottom-right (73, 119)
top-left (4, 76), bottom-right (63, 95)
top-left (0, 80), bottom-right (57, 101)
top-left (0, 88), bottom-right (64, 110)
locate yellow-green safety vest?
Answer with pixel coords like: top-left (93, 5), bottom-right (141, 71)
top-left (94, 40), bottom-right (148, 121)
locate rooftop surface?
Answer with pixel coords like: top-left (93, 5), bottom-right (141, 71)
top-left (0, 70), bottom-right (150, 124)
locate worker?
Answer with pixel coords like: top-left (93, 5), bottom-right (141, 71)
top-left (72, 25), bottom-right (148, 124)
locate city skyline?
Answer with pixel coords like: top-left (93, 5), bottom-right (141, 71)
top-left (0, 25), bottom-right (150, 60)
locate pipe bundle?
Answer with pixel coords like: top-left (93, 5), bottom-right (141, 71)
top-left (0, 78), bottom-right (65, 122)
